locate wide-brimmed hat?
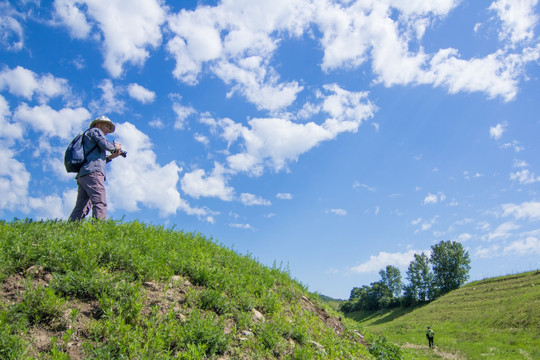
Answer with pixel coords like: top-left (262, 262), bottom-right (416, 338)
top-left (89, 115), bottom-right (116, 133)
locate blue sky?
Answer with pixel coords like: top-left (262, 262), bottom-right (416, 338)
top-left (1, 0), bottom-right (540, 299)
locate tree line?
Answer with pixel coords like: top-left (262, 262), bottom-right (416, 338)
top-left (340, 240), bottom-right (471, 313)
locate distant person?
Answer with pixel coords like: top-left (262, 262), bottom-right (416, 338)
top-left (426, 326), bottom-right (435, 348)
top-left (69, 116), bottom-right (122, 221)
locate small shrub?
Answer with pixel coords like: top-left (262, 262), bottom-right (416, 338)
top-left (200, 289), bottom-right (230, 315)
top-left (0, 313), bottom-right (28, 359)
top-left (177, 310), bottom-right (231, 356)
top-left (368, 336), bottom-right (404, 360)
top-left (16, 283), bottom-right (65, 326)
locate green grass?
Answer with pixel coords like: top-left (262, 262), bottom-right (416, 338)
top-left (0, 219), bottom-right (378, 359)
top-left (347, 271), bottom-right (540, 360)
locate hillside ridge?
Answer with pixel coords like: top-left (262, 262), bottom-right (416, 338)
top-left (0, 220), bottom-right (373, 359)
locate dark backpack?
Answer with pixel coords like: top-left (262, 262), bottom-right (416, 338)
top-left (64, 130), bottom-right (98, 173)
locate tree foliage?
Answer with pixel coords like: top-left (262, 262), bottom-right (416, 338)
top-left (404, 253), bottom-right (434, 305)
top-left (430, 240), bottom-right (471, 296)
top-left (379, 265), bottom-right (403, 299)
top-left (341, 240), bottom-right (472, 313)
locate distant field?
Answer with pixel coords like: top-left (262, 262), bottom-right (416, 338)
top-left (347, 270), bottom-right (540, 360)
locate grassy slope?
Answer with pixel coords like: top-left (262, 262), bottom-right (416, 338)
top-left (0, 220), bottom-right (373, 359)
top-left (347, 271), bottom-right (540, 360)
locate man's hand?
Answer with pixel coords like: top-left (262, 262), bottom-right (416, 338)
top-left (107, 148), bottom-right (123, 161)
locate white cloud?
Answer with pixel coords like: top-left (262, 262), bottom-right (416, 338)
top-left (90, 79), bottom-right (125, 114)
top-left (225, 84), bottom-right (376, 175)
top-left (194, 133), bottom-right (209, 146)
top-left (213, 58), bottom-right (303, 111)
top-left (0, 145), bottom-right (31, 212)
top-left (413, 216), bottom-right (439, 233)
top-left (13, 103), bottom-right (90, 140)
top-left (474, 244), bottom-right (501, 259)
top-left (53, 0), bottom-right (92, 39)
top-left (149, 118), bottom-right (164, 129)
top-left (424, 193), bottom-right (438, 204)
top-left (240, 193), bottom-right (271, 206)
top-left (328, 208), bottom-right (347, 216)
top-left (276, 192), bottom-right (292, 200)
top-left (490, 122), bottom-right (506, 140)
top-left (504, 235), bottom-right (540, 256)
top-left (181, 163), bottom-right (235, 201)
top-left (0, 2), bottom-right (24, 51)
top-left (353, 181), bottom-right (376, 192)
top-left (0, 95), bottom-right (23, 140)
top-left (172, 102), bottom-right (196, 130)
top-left (351, 249), bottom-right (427, 273)
top-left (0, 66), bottom-right (71, 102)
top-left (489, 0), bottom-right (539, 44)
top-left (510, 169), bottom-right (540, 184)
top-left (127, 83), bottom-right (156, 104)
top-left (486, 221), bottom-right (520, 241)
top-left (107, 122), bottom-right (210, 219)
top-left (229, 223), bottom-right (254, 230)
top-left (457, 233), bottom-right (472, 242)
top-left (54, 0), bottom-right (166, 77)
top-left (501, 140), bottom-right (524, 152)
top-left (501, 201), bottom-right (540, 221)
top-left (163, 0), bottom-right (540, 109)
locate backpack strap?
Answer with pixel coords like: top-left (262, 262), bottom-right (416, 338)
top-left (82, 130), bottom-right (98, 161)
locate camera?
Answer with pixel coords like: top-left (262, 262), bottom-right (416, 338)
top-left (118, 150), bottom-right (127, 158)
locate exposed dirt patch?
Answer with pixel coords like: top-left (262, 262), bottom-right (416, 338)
top-left (402, 342), bottom-right (466, 360)
top-left (1, 269), bottom-right (366, 358)
top-left (300, 295), bottom-right (369, 347)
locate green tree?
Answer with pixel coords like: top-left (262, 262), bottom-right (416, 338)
top-left (366, 281), bottom-right (392, 310)
top-left (405, 253), bottom-right (434, 304)
top-left (379, 265), bottom-right (403, 298)
top-left (430, 240), bottom-right (471, 296)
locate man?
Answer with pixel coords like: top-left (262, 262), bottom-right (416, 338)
top-left (69, 116), bottom-right (122, 221)
top-left (426, 326), bottom-right (435, 348)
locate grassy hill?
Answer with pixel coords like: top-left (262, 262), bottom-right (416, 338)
top-left (0, 219), bottom-right (377, 359)
top-left (346, 270), bottom-right (540, 360)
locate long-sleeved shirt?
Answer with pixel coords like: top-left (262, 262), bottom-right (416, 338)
top-left (77, 127), bottom-right (117, 179)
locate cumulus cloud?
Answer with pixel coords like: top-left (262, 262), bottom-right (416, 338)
top-left (240, 193), bottom-right (271, 206)
top-left (276, 192), bottom-right (292, 200)
top-left (90, 79), bottom-right (125, 114)
top-left (501, 201), bottom-right (540, 221)
top-left (53, 0), bottom-right (92, 39)
top-left (53, 0), bottom-right (166, 77)
top-left (490, 122), bottom-right (506, 139)
top-left (489, 0), bottom-right (539, 44)
top-left (503, 234), bottom-right (540, 256)
top-left (127, 83), bottom-right (156, 104)
top-left (107, 122), bottom-right (211, 219)
top-left (13, 104), bottom-right (90, 140)
top-left (172, 102), bottom-right (196, 130)
top-left (0, 145), bottom-right (31, 212)
top-left (424, 193), bottom-right (438, 204)
top-left (510, 169), bottom-right (540, 184)
top-left (164, 0), bottom-right (539, 111)
top-left (224, 84), bottom-right (376, 175)
top-left (486, 221), bottom-right (520, 241)
top-left (328, 208), bottom-right (347, 216)
top-left (351, 249), bottom-right (428, 273)
top-left (181, 163), bottom-right (235, 201)
top-left (0, 2), bottom-right (24, 51)
top-left (0, 66), bottom-right (71, 102)
top-left (0, 95), bottom-right (23, 140)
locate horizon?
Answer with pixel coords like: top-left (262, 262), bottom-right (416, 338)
top-left (1, 0), bottom-right (539, 299)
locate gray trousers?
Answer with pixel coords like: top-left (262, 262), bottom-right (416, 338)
top-left (69, 172), bottom-right (108, 221)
